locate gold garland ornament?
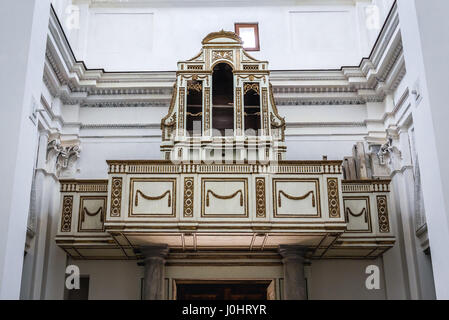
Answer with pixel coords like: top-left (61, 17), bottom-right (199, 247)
top-left (135, 190), bottom-right (171, 207)
top-left (206, 189), bottom-right (243, 207)
top-left (345, 207), bottom-right (367, 223)
top-left (278, 190), bottom-right (315, 207)
top-left (82, 207), bottom-right (103, 222)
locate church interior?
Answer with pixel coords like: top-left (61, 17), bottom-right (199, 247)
top-left (1, 0), bottom-right (449, 300)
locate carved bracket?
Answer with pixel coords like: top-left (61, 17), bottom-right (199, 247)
top-left (377, 137), bottom-right (402, 166)
top-left (47, 135), bottom-right (81, 177)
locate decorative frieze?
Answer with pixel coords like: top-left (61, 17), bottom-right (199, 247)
top-left (342, 180), bottom-right (390, 193)
top-left (178, 87), bottom-right (186, 135)
top-left (60, 195), bottom-right (73, 232)
top-left (107, 160), bottom-right (342, 175)
top-left (110, 177), bottom-right (123, 217)
top-left (204, 87), bottom-right (211, 134)
top-left (327, 178), bottom-right (340, 218)
top-left (262, 88), bottom-right (269, 135)
top-left (235, 87), bottom-right (242, 135)
top-left (60, 180), bottom-right (108, 193)
top-left (255, 178), bottom-right (266, 218)
top-left (183, 177), bottom-right (194, 217)
top-left (376, 195), bottom-right (390, 233)
top-left (212, 50), bottom-right (233, 62)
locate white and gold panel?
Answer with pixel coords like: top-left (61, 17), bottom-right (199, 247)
top-left (272, 178), bottom-right (321, 218)
top-left (201, 178), bottom-right (248, 217)
top-left (78, 196), bottom-right (106, 232)
top-left (129, 178), bottom-right (177, 217)
top-left (343, 197), bottom-right (371, 233)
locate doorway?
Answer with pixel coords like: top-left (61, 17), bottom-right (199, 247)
top-left (175, 280), bottom-right (274, 300)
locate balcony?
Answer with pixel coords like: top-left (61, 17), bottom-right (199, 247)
top-left (55, 161), bottom-right (394, 260)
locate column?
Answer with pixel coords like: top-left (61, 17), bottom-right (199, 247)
top-left (141, 245), bottom-right (169, 300)
top-left (397, 0), bottom-right (449, 299)
top-left (278, 245), bottom-right (307, 300)
top-left (0, 0), bottom-right (51, 299)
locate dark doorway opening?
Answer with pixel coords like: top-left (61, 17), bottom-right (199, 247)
top-left (243, 83), bottom-right (261, 135)
top-left (186, 80), bottom-right (203, 136)
top-left (212, 63), bottom-right (234, 136)
top-left (176, 280), bottom-right (272, 300)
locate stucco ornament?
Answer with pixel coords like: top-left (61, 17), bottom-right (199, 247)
top-left (377, 137), bottom-right (402, 168)
top-left (47, 136), bottom-right (81, 177)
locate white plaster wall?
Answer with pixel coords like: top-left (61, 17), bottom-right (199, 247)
top-left (0, 0), bottom-right (52, 299)
top-left (64, 260), bottom-right (389, 300)
top-left (52, 0), bottom-right (394, 71)
top-left (397, 0), bottom-right (449, 299)
top-left (73, 260), bottom-right (144, 300)
top-left (309, 259), bottom-right (386, 300)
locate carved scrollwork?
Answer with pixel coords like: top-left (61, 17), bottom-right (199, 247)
top-left (377, 195), bottom-right (390, 233)
top-left (243, 83), bottom-right (260, 95)
top-left (47, 136), bottom-right (81, 176)
top-left (187, 81), bottom-right (202, 93)
top-left (206, 189), bottom-right (243, 207)
top-left (212, 50), bottom-right (233, 62)
top-left (327, 178), bottom-right (340, 218)
top-left (183, 177), bottom-right (194, 217)
top-left (278, 190), bottom-right (315, 208)
top-left (377, 137), bottom-right (402, 166)
top-left (186, 112), bottom-right (203, 117)
top-left (60, 196), bottom-right (73, 232)
top-left (255, 178), bottom-right (266, 218)
top-left (110, 177), bottom-right (122, 217)
top-left (135, 190), bottom-right (172, 207)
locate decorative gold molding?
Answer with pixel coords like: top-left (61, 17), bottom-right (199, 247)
top-left (206, 189), bottom-right (243, 207)
top-left (376, 195), bottom-right (390, 233)
top-left (278, 190), bottom-right (315, 208)
top-left (78, 196), bottom-right (106, 232)
top-left (327, 178), bottom-right (340, 218)
top-left (161, 83), bottom-right (177, 141)
top-left (129, 178), bottom-right (177, 217)
top-left (262, 87), bottom-right (269, 135)
top-left (255, 177), bottom-right (266, 218)
top-left (212, 50), bottom-right (233, 63)
top-left (187, 65), bottom-right (203, 70)
top-left (342, 180), bottom-right (391, 193)
top-left (110, 177), bottom-right (122, 217)
top-left (243, 64), bottom-right (259, 71)
top-left (135, 190), bottom-right (171, 207)
top-left (243, 83), bottom-right (260, 95)
top-left (183, 177), bottom-right (194, 218)
top-left (107, 160), bottom-right (343, 174)
top-left (187, 81), bottom-right (202, 93)
top-left (60, 195), bottom-right (73, 232)
top-left (60, 180), bottom-right (108, 193)
top-left (235, 87), bottom-right (242, 135)
top-left (272, 178), bottom-right (321, 218)
top-left (202, 30), bottom-right (243, 45)
top-left (201, 178), bottom-right (248, 218)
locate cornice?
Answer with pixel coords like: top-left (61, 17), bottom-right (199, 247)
top-left (44, 2), bottom-right (403, 108)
